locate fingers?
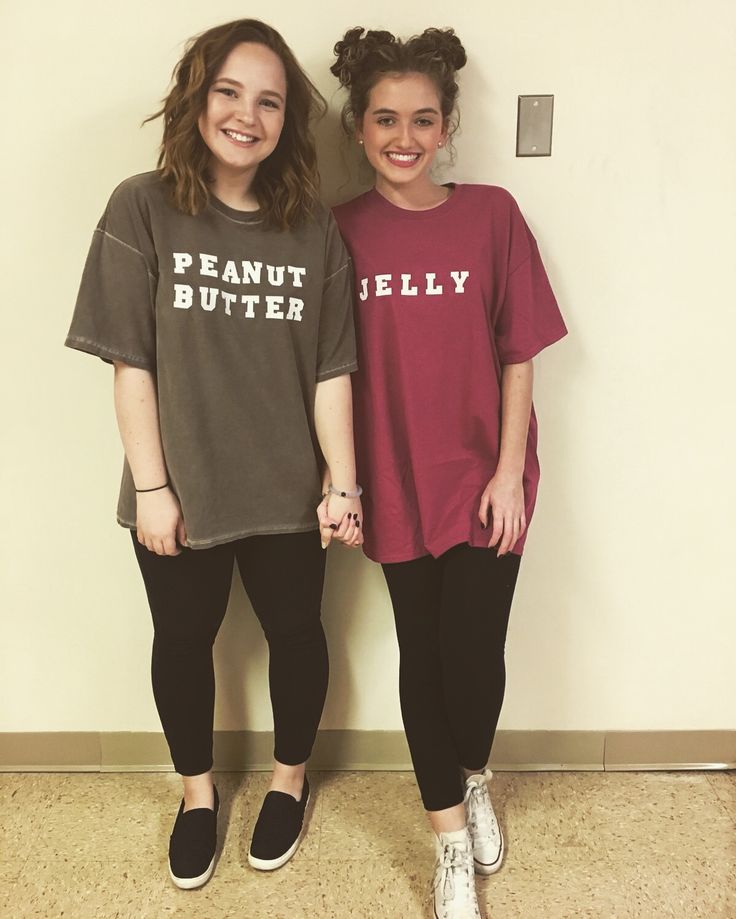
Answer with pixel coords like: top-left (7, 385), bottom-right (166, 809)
top-left (478, 494), bottom-right (490, 529)
top-left (487, 508), bottom-right (504, 549)
top-left (162, 534), bottom-right (180, 557)
top-left (320, 523), bottom-right (334, 550)
top-left (176, 518), bottom-right (187, 549)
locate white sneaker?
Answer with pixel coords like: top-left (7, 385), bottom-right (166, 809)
top-left (432, 828), bottom-right (482, 919)
top-left (464, 769), bottom-right (504, 876)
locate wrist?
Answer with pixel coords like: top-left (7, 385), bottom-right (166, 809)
top-left (493, 464), bottom-right (523, 483)
top-left (327, 482), bottom-right (362, 499)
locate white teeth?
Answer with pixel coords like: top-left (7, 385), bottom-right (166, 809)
top-left (225, 130), bottom-right (256, 143)
top-left (387, 152), bottom-right (420, 162)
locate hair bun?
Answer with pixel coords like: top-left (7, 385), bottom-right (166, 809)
top-left (331, 27), bottom-right (397, 87)
top-left (411, 28), bottom-right (467, 72)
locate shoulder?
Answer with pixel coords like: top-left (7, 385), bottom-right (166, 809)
top-left (100, 171), bottom-right (171, 231)
top-left (332, 190), bottom-right (374, 227)
top-left (456, 183), bottom-right (521, 214)
top-left (106, 171), bottom-right (166, 210)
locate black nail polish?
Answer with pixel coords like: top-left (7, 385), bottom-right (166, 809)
top-left (329, 524), bottom-right (337, 530)
top-left (356, 520), bottom-right (360, 528)
top-left (480, 523), bottom-right (487, 530)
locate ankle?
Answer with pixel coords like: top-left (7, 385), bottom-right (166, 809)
top-left (182, 772), bottom-right (215, 812)
top-left (269, 761), bottom-right (306, 800)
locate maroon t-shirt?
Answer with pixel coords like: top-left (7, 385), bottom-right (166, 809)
top-left (333, 184), bottom-right (567, 563)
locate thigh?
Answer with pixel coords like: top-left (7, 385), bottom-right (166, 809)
top-left (234, 530), bottom-right (326, 635)
top-left (131, 532), bottom-right (235, 641)
top-left (439, 544), bottom-right (521, 639)
top-left (381, 554), bottom-right (444, 644)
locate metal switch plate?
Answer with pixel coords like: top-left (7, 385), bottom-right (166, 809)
top-left (516, 95), bottom-right (554, 157)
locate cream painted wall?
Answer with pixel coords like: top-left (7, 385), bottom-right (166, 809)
top-left (2, 0), bottom-right (734, 734)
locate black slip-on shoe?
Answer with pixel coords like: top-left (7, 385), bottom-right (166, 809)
top-left (168, 786), bottom-right (219, 889)
top-left (247, 777), bottom-right (310, 871)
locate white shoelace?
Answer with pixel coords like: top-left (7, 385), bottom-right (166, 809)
top-left (434, 839), bottom-right (478, 915)
top-left (465, 780), bottom-right (500, 845)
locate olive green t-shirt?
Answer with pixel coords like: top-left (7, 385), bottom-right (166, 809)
top-left (66, 171), bottom-right (357, 548)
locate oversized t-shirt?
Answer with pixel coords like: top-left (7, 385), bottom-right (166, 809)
top-left (333, 184), bottom-right (566, 563)
top-left (66, 171), bottom-right (356, 548)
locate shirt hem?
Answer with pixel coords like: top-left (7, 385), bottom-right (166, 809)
top-left (366, 533), bottom-right (524, 564)
top-left (65, 336), bottom-right (154, 371)
top-left (116, 516), bottom-right (319, 549)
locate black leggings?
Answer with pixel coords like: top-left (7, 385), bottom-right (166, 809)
top-left (132, 529), bottom-right (328, 776)
top-left (382, 543), bottom-right (520, 812)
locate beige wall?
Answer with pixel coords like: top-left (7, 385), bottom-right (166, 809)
top-left (2, 0), bottom-right (734, 734)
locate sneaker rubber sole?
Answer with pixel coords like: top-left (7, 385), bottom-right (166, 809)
top-left (473, 827), bottom-right (504, 876)
top-left (247, 790), bottom-right (310, 871)
top-left (168, 854), bottom-right (216, 889)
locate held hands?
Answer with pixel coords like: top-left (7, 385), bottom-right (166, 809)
top-left (317, 493), bottom-right (364, 550)
top-left (479, 472), bottom-right (527, 556)
top-left (136, 487), bottom-right (187, 556)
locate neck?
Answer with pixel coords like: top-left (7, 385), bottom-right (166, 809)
top-left (209, 161), bottom-right (260, 211)
top-left (374, 175), bottom-right (450, 211)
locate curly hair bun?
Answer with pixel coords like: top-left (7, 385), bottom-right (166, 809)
top-left (410, 27), bottom-right (467, 71)
top-left (331, 27), bottom-right (398, 86)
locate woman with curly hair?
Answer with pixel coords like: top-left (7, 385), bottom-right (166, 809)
top-left (66, 18), bottom-right (362, 889)
top-left (331, 27), bottom-right (567, 918)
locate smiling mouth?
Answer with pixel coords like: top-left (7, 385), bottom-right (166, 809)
top-left (223, 129), bottom-right (258, 145)
top-left (385, 151), bottom-right (422, 166)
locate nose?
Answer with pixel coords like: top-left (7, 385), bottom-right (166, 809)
top-left (235, 97), bottom-right (258, 126)
top-left (394, 122), bottom-right (414, 149)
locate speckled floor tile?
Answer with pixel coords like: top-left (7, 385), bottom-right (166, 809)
top-left (3, 771), bottom-right (735, 918)
top-left (497, 772), bottom-right (735, 862)
top-left (316, 857), bottom-right (429, 918)
top-left (481, 852), bottom-right (634, 919)
top-left (707, 771), bottom-right (736, 823)
top-left (2, 856), bottom-right (167, 919)
top-left (155, 861), bottom-right (319, 918)
top-left (621, 852), bottom-right (736, 918)
top-left (318, 771), bottom-right (433, 862)
top-left (0, 773), bottom-right (71, 864)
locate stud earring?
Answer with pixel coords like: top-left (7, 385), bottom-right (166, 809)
top-left (358, 139), bottom-right (364, 145)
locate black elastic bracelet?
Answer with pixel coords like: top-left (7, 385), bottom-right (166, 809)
top-left (135, 481), bottom-right (169, 494)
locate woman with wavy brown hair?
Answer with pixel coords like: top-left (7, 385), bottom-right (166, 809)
top-left (66, 18), bottom-right (362, 888)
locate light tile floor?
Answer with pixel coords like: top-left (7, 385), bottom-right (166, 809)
top-left (1, 770), bottom-right (734, 918)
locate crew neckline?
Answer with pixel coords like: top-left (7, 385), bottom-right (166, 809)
top-left (208, 194), bottom-right (263, 224)
top-left (368, 183), bottom-right (463, 220)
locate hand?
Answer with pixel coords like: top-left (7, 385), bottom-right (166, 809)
top-left (136, 487), bottom-right (187, 556)
top-left (478, 473), bottom-right (526, 556)
top-left (317, 493), bottom-right (363, 549)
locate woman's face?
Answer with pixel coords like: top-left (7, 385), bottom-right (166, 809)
top-left (198, 42), bottom-right (287, 182)
top-left (357, 72), bottom-right (448, 191)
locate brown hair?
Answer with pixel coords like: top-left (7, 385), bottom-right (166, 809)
top-left (330, 27), bottom-right (466, 137)
top-left (145, 19), bottom-right (326, 230)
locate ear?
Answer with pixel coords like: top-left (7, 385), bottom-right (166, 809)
top-left (439, 118), bottom-right (450, 149)
top-left (355, 119), bottom-right (364, 144)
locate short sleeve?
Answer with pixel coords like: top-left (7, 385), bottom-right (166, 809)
top-left (65, 181), bottom-right (158, 370)
top-left (494, 202), bottom-right (567, 365)
top-left (316, 214), bottom-right (358, 382)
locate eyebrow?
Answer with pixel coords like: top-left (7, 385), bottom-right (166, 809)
top-left (371, 107), bottom-right (440, 116)
top-left (213, 77), bottom-right (285, 104)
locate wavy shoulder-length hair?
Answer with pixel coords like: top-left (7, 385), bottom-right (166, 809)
top-left (145, 19), bottom-right (326, 230)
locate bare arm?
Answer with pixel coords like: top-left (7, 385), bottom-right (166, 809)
top-left (113, 362), bottom-right (185, 555)
top-left (479, 360), bottom-right (534, 555)
top-left (313, 373), bottom-right (362, 549)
